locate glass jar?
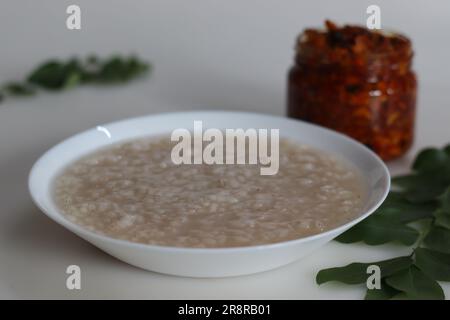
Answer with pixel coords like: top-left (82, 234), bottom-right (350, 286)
top-left (287, 21), bottom-right (417, 161)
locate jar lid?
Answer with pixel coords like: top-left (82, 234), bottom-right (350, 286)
top-left (295, 20), bottom-right (413, 68)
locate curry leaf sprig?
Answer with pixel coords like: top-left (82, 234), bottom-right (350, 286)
top-left (317, 144), bottom-right (450, 300)
top-left (0, 55), bottom-right (151, 102)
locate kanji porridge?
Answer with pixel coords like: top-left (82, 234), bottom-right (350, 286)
top-left (53, 136), bottom-right (366, 248)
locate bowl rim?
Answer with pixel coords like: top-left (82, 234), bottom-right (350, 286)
top-left (28, 110), bottom-right (390, 253)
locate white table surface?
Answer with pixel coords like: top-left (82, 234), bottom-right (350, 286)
top-left (1, 0), bottom-right (449, 299)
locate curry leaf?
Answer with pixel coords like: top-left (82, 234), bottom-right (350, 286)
top-left (375, 200), bottom-right (436, 223)
top-left (335, 215), bottom-right (419, 245)
top-left (316, 256), bottom-right (412, 285)
top-left (412, 148), bottom-right (448, 173)
top-left (404, 184), bottom-right (448, 203)
top-left (385, 266), bottom-right (444, 300)
top-left (2, 82), bottom-right (35, 96)
top-left (1, 55), bottom-right (151, 103)
top-left (364, 281), bottom-right (401, 300)
top-left (434, 209), bottom-right (450, 229)
top-left (444, 144), bottom-right (450, 156)
top-left (27, 60), bottom-right (68, 89)
top-left (391, 174), bottom-right (424, 189)
top-left (415, 248), bottom-right (450, 281)
top-left (63, 72), bottom-right (82, 89)
top-left (392, 172), bottom-right (450, 204)
top-left (423, 226), bottom-right (450, 254)
top-left (320, 144), bottom-right (450, 300)
top-left (440, 187), bottom-right (450, 211)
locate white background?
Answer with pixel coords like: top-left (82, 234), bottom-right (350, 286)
top-left (0, 0), bottom-right (449, 299)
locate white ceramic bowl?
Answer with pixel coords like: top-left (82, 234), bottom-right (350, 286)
top-left (29, 111), bottom-right (390, 278)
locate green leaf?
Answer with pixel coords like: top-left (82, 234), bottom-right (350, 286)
top-left (385, 266), bottom-right (444, 300)
top-left (423, 226), bottom-right (450, 254)
top-left (390, 292), bottom-right (410, 299)
top-left (3, 82), bottom-right (35, 96)
top-left (434, 209), bottom-right (450, 229)
top-left (444, 144), bottom-right (450, 156)
top-left (364, 281), bottom-right (401, 300)
top-left (415, 248), bottom-right (450, 281)
top-left (1, 55), bottom-right (151, 103)
top-left (27, 60), bottom-right (67, 89)
top-left (316, 144), bottom-right (450, 300)
top-left (392, 172), bottom-right (450, 204)
top-left (440, 186), bottom-right (450, 212)
top-left (98, 56), bottom-right (125, 82)
top-left (316, 256), bottom-right (412, 285)
top-left (382, 191), bottom-right (408, 204)
top-left (63, 72), bottom-right (81, 89)
top-left (413, 148), bottom-right (448, 173)
top-left (375, 196), bottom-right (436, 223)
top-left (86, 54), bottom-right (99, 65)
top-left (404, 184), bottom-right (448, 203)
top-left (335, 215), bottom-right (419, 245)
top-left (91, 56), bottom-right (149, 83)
top-left (26, 56), bottom-right (150, 90)
top-left (126, 56), bottom-right (150, 77)
top-left (391, 174), bottom-right (424, 189)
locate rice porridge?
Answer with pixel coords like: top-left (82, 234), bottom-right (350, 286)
top-left (53, 136), bottom-right (365, 248)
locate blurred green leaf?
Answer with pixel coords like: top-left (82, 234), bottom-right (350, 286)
top-left (27, 60), bottom-right (67, 89)
top-left (423, 226), bottom-right (450, 254)
top-left (391, 174), bottom-right (424, 189)
top-left (26, 55), bottom-right (150, 90)
top-left (413, 148), bottom-right (448, 173)
top-left (444, 144), bottom-right (450, 156)
top-left (63, 72), bottom-right (81, 89)
top-left (3, 82), bottom-right (35, 96)
top-left (440, 187), bottom-right (450, 211)
top-left (434, 209), bottom-right (450, 229)
top-left (404, 183), bottom-right (448, 203)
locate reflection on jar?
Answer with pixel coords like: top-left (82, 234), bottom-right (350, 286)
top-left (287, 21), bottom-right (417, 161)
